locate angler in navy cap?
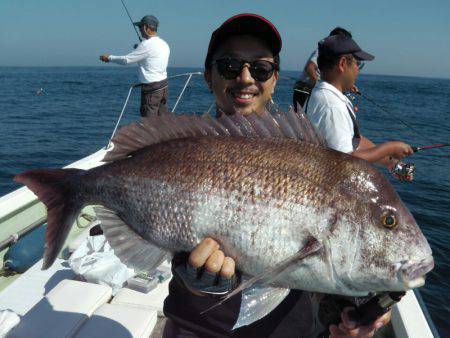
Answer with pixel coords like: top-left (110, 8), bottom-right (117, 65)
top-left (293, 27), bottom-right (353, 111)
top-left (307, 34), bottom-right (415, 181)
top-left (318, 34), bottom-right (375, 63)
top-left (99, 15), bottom-right (170, 116)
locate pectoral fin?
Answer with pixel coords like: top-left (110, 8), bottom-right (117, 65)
top-left (203, 237), bottom-right (323, 327)
top-left (94, 206), bottom-right (169, 273)
top-left (233, 286), bottom-right (291, 329)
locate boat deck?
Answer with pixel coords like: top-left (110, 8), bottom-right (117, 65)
top-left (0, 252), bottom-right (171, 337)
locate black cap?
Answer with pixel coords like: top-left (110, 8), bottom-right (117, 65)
top-left (205, 13), bottom-right (282, 68)
top-left (318, 34), bottom-right (374, 61)
top-left (134, 15), bottom-right (159, 28)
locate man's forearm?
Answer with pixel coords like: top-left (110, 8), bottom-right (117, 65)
top-left (109, 49), bottom-right (147, 65)
top-left (355, 136), bottom-right (394, 168)
top-left (108, 55), bottom-right (130, 65)
top-left (352, 143), bottom-right (397, 164)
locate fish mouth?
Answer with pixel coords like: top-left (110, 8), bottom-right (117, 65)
top-left (396, 257), bottom-right (434, 289)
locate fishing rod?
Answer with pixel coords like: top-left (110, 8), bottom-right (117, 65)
top-left (120, 0), bottom-right (142, 43)
top-left (348, 292), bottom-right (405, 326)
top-left (318, 291), bottom-right (405, 337)
top-left (412, 143), bottom-right (449, 152)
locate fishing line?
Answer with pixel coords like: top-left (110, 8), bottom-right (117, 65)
top-left (120, 0), bottom-right (142, 43)
top-left (358, 92), bottom-right (444, 146)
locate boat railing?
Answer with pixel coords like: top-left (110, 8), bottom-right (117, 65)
top-left (106, 71), bottom-right (203, 149)
top-left (1, 72), bottom-right (204, 253)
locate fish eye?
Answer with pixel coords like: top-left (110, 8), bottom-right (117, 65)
top-left (382, 214), bottom-right (398, 229)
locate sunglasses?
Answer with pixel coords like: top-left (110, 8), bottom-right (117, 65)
top-left (356, 60), bottom-right (365, 70)
top-left (344, 55), bottom-right (365, 70)
top-left (211, 57), bottom-right (278, 82)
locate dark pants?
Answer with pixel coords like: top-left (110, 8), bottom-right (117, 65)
top-left (292, 80), bottom-right (313, 112)
top-left (140, 80), bottom-right (169, 117)
top-left (163, 319), bottom-right (201, 338)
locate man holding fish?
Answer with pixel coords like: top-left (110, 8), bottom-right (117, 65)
top-left (15, 13), bottom-right (432, 338)
top-left (162, 14), bottom-right (400, 338)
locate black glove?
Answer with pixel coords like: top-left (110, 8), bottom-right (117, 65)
top-left (172, 252), bottom-right (239, 297)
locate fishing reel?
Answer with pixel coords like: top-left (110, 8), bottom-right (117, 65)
top-left (391, 162), bottom-right (416, 181)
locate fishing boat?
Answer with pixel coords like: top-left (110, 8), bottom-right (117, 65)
top-left (0, 73), bottom-right (440, 337)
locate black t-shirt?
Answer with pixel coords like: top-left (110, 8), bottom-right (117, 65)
top-left (163, 258), bottom-right (319, 338)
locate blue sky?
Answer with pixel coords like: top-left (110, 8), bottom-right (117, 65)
top-left (1, 0), bottom-right (449, 78)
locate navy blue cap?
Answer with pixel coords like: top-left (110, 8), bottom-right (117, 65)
top-left (318, 34), bottom-right (374, 61)
top-left (134, 15), bottom-right (159, 28)
top-left (205, 13), bottom-right (282, 68)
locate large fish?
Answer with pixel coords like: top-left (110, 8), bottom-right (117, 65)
top-left (15, 109), bottom-right (433, 313)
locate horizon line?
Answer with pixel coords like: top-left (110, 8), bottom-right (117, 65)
top-left (0, 65), bottom-right (449, 81)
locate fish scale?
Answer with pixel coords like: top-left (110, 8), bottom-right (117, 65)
top-left (15, 111), bottom-right (433, 297)
top-left (80, 138), bottom-right (359, 287)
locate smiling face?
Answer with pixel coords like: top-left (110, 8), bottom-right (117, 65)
top-left (205, 35), bottom-right (279, 116)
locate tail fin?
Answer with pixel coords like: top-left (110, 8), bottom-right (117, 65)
top-left (14, 168), bottom-right (84, 269)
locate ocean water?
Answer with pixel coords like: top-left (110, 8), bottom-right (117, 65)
top-left (0, 67), bottom-right (449, 335)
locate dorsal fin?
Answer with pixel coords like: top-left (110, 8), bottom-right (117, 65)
top-left (104, 107), bottom-right (326, 162)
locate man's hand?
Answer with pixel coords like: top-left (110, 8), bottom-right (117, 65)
top-left (188, 238), bottom-right (235, 278)
top-left (351, 85), bottom-right (361, 95)
top-left (384, 141), bottom-right (415, 177)
top-left (329, 307), bottom-right (391, 338)
top-left (387, 141), bottom-right (414, 160)
top-left (99, 54), bottom-right (110, 63)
